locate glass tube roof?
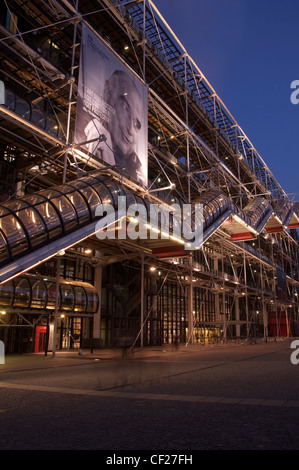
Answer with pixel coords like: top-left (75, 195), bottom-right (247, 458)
top-left (0, 273), bottom-right (99, 314)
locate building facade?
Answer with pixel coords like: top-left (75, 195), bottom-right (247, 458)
top-left (0, 0), bottom-right (298, 354)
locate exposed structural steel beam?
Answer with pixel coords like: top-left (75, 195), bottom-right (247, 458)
top-left (0, 0), bottom-right (296, 211)
top-left (0, 0), bottom-right (298, 345)
top-left (116, 0), bottom-right (289, 201)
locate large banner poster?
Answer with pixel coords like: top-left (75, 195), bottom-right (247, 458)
top-left (75, 24), bottom-right (148, 186)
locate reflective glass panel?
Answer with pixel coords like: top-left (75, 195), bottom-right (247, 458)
top-left (74, 286), bottom-right (86, 312)
top-left (33, 201), bottom-right (62, 238)
top-left (5, 89), bottom-right (16, 110)
top-left (85, 288), bottom-right (99, 313)
top-left (15, 207), bottom-right (47, 247)
top-left (77, 186), bottom-right (102, 214)
top-left (13, 277), bottom-right (30, 308)
top-left (46, 281), bottom-right (59, 310)
top-left (64, 191), bottom-right (90, 223)
top-left (121, 188), bottom-right (136, 207)
top-left (40, 190), bottom-right (77, 231)
top-left (15, 96), bottom-right (30, 120)
top-left (89, 180), bottom-right (114, 206)
top-left (0, 230), bottom-right (9, 263)
top-left (103, 179), bottom-right (124, 205)
top-left (31, 107), bottom-right (46, 128)
top-left (52, 195), bottom-right (78, 230)
top-left (203, 206), bottom-right (213, 226)
top-left (0, 280), bottom-right (14, 307)
top-left (31, 278), bottom-right (47, 309)
top-left (0, 213), bottom-right (28, 255)
top-left (207, 201), bottom-right (218, 221)
top-left (2, 199), bottom-right (28, 212)
top-left (61, 283), bottom-right (75, 311)
top-left (45, 115), bottom-right (59, 136)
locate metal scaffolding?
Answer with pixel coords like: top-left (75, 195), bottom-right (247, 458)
top-left (0, 0), bottom-right (298, 347)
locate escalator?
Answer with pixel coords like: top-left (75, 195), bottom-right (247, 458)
top-left (0, 174), bottom-right (129, 283)
top-left (0, 171), bottom-right (297, 283)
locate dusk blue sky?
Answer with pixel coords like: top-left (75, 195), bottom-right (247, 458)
top-left (153, 0), bottom-right (299, 200)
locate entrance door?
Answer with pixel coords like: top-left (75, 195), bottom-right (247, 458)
top-left (35, 325), bottom-right (47, 353)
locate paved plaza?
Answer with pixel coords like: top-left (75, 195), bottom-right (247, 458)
top-left (0, 339), bottom-right (299, 451)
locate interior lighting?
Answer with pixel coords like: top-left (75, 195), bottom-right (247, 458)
top-left (150, 266), bottom-right (156, 272)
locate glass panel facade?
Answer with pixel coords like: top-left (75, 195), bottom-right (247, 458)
top-left (156, 282), bottom-right (188, 344)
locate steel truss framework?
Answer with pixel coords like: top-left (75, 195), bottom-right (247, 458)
top-left (0, 0), bottom-right (298, 347)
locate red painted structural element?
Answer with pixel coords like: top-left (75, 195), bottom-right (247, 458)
top-left (268, 312), bottom-right (294, 337)
top-left (230, 232), bottom-right (253, 241)
top-left (152, 245), bottom-right (191, 258)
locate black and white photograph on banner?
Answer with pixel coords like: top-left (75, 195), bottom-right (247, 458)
top-left (75, 24), bottom-right (148, 186)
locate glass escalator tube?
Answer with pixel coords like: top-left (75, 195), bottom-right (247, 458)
top-left (0, 272), bottom-right (99, 314)
top-left (243, 197), bottom-right (272, 232)
top-left (0, 175), bottom-right (107, 264)
top-left (0, 174), bottom-right (154, 269)
top-left (0, 204), bottom-right (29, 257)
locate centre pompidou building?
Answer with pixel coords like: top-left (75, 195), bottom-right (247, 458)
top-left (0, 0), bottom-right (298, 353)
